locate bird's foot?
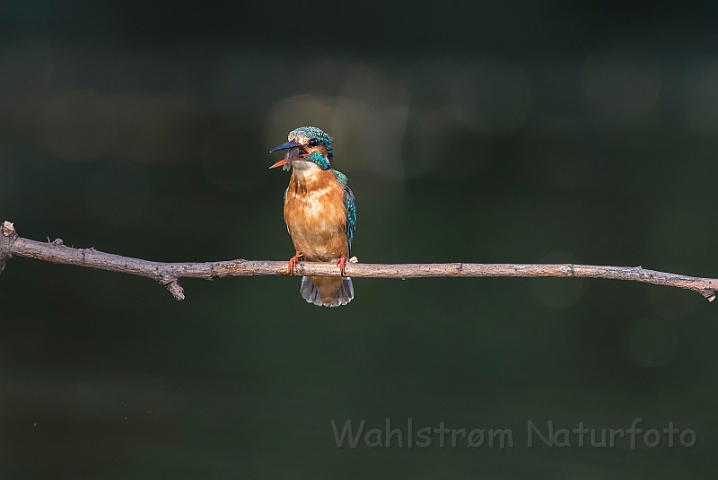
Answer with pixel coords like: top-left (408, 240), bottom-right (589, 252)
top-left (337, 255), bottom-right (348, 276)
top-left (288, 252), bottom-right (303, 275)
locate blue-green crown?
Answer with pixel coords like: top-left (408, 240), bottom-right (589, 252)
top-left (288, 126), bottom-right (333, 161)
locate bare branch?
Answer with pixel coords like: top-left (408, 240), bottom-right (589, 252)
top-left (1, 221), bottom-right (716, 302)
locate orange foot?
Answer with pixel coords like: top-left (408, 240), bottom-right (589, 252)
top-left (337, 255), bottom-right (348, 276)
top-left (288, 252), bottom-right (303, 275)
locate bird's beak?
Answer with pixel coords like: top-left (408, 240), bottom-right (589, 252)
top-left (269, 140), bottom-right (301, 153)
top-left (269, 158), bottom-right (286, 169)
top-left (269, 139), bottom-right (306, 171)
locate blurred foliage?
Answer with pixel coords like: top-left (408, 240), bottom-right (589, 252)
top-left (1, 1), bottom-right (718, 478)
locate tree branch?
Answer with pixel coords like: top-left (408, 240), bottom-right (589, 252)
top-left (1, 221), bottom-right (716, 302)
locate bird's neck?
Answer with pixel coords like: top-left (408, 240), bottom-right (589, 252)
top-left (290, 161), bottom-right (332, 193)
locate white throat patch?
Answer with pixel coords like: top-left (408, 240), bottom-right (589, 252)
top-left (292, 160), bottom-right (322, 173)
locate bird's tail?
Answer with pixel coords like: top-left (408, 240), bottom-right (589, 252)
top-left (300, 276), bottom-right (354, 307)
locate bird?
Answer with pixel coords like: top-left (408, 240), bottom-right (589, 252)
top-left (269, 126), bottom-right (356, 307)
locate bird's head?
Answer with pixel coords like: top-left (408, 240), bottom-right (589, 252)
top-left (269, 126), bottom-right (333, 172)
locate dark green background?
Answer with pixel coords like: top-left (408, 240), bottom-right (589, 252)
top-left (1, 1), bottom-right (717, 478)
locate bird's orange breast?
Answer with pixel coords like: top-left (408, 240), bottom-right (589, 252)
top-left (284, 167), bottom-right (349, 262)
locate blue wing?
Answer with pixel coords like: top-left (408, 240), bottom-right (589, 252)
top-left (344, 185), bottom-right (356, 252)
top-left (332, 169), bottom-right (356, 252)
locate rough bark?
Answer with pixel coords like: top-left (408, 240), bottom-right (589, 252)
top-left (1, 221), bottom-right (716, 302)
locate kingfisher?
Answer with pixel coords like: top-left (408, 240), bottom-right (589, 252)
top-left (269, 126), bottom-right (356, 307)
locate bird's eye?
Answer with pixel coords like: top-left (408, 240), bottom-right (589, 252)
top-left (308, 138), bottom-right (319, 147)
